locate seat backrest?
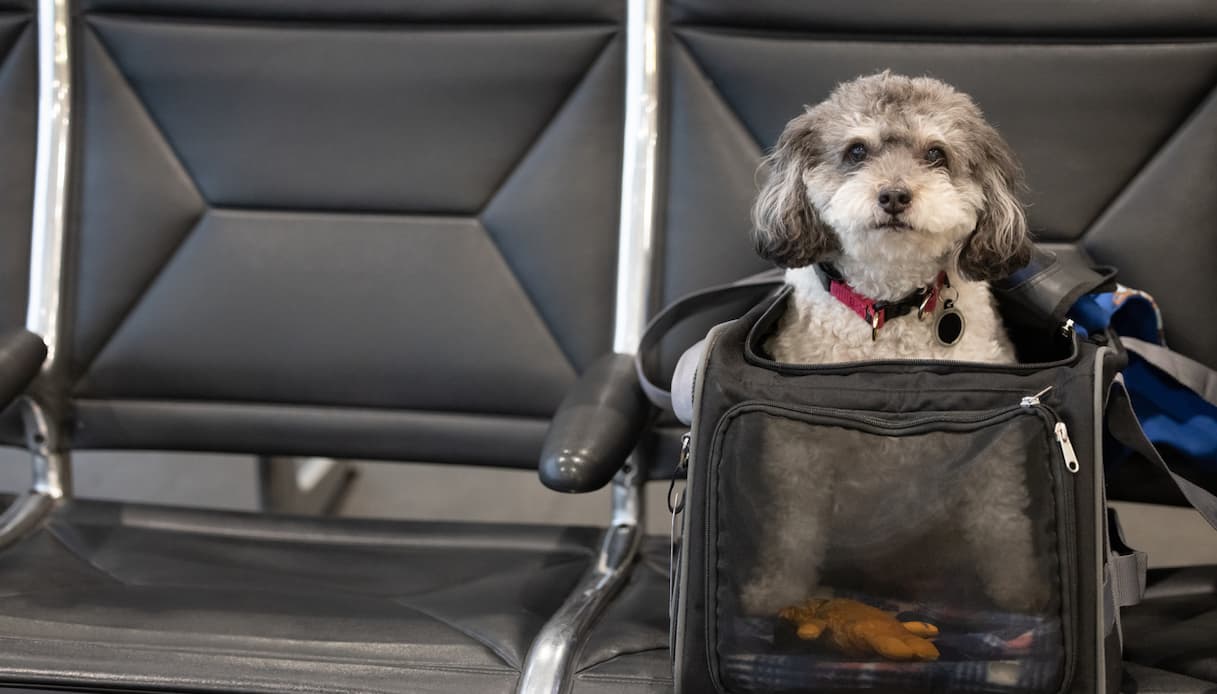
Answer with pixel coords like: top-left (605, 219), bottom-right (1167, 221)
top-left (0, 0), bottom-right (36, 446)
top-left (49, 0), bottom-right (626, 465)
top-left (0, 0), bottom-right (35, 334)
top-left (659, 0), bottom-right (1217, 369)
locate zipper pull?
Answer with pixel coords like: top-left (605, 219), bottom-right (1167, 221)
top-left (1020, 385), bottom-right (1053, 408)
top-left (668, 433), bottom-right (691, 513)
top-left (1054, 422), bottom-right (1081, 474)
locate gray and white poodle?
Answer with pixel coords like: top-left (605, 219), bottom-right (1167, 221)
top-left (739, 72), bottom-right (1049, 617)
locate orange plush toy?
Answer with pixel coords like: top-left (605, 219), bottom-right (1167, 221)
top-left (778, 598), bottom-right (940, 662)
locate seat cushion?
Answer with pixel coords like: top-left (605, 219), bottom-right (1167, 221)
top-left (0, 499), bottom-right (601, 694)
top-left (1123, 663), bottom-right (1217, 693)
top-left (572, 537), bottom-right (672, 693)
top-left (1123, 567), bottom-right (1217, 684)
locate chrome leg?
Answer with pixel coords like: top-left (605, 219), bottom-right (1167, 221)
top-left (0, 397), bottom-right (69, 551)
top-left (612, 0), bottom-right (664, 355)
top-left (517, 461), bottom-right (644, 694)
top-left (27, 0), bottom-right (72, 368)
top-left (0, 0), bottom-right (76, 551)
top-left (521, 0), bottom-right (663, 688)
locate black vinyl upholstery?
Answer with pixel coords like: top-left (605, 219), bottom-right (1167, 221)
top-left (0, 2), bottom-right (626, 692)
top-left (63, 0), bottom-right (624, 465)
top-left (0, 0), bottom-right (33, 335)
top-left (572, 538), bottom-right (672, 694)
top-left (1123, 567), bottom-right (1217, 685)
top-left (0, 498), bottom-right (600, 693)
top-left (0, 0), bottom-right (35, 446)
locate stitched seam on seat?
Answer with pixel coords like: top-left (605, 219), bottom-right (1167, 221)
top-left (0, 632), bottom-right (517, 675)
top-left (576, 645), bottom-right (672, 675)
top-left (1082, 77), bottom-right (1217, 240)
top-left (111, 513), bottom-right (599, 556)
top-left (0, 563), bottom-right (549, 672)
top-left (391, 553), bottom-right (592, 670)
top-left (86, 12), bottom-right (621, 32)
top-left (476, 34), bottom-right (617, 371)
top-left (74, 396), bottom-right (555, 425)
top-left (0, 15), bottom-right (28, 67)
top-left (71, 25), bottom-right (209, 380)
top-left (639, 551), bottom-right (670, 578)
top-left (390, 599), bottom-right (520, 671)
top-left (675, 25), bottom-right (1217, 45)
top-left (45, 524), bottom-right (129, 587)
top-left (578, 673), bottom-right (675, 685)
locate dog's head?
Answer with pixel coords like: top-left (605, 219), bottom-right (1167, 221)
top-left (752, 72), bottom-right (1031, 282)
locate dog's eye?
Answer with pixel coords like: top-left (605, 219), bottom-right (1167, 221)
top-left (845, 143), bottom-right (868, 164)
top-left (925, 147), bottom-right (947, 167)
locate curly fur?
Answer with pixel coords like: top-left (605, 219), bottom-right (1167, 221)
top-left (740, 73), bottom-right (1046, 616)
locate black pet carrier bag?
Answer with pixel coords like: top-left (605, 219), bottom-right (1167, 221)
top-left (636, 251), bottom-right (1217, 694)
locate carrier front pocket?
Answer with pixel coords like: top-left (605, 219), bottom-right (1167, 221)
top-left (707, 396), bottom-right (1077, 694)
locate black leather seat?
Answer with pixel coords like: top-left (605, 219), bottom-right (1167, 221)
top-left (1123, 567), bottom-right (1217, 685)
top-left (0, 0), bottom-right (33, 336)
top-left (0, 498), bottom-right (600, 692)
top-left (569, 1), bottom-right (1217, 691)
top-left (0, 1), bottom-right (628, 692)
top-left (0, 0), bottom-right (36, 445)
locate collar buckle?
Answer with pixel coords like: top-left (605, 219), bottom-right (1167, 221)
top-left (917, 290), bottom-right (934, 320)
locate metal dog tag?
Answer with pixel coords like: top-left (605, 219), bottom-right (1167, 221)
top-left (934, 300), bottom-right (965, 347)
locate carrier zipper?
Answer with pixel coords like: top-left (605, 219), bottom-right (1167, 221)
top-left (1054, 423), bottom-right (1081, 473)
top-left (669, 432), bottom-right (691, 664)
top-left (1020, 386), bottom-right (1080, 474)
top-left (1018, 385), bottom-right (1081, 693)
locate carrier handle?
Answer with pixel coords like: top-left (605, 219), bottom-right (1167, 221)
top-left (636, 250), bottom-right (1113, 410)
top-left (634, 270), bottom-right (785, 411)
top-left (991, 247), bottom-right (1117, 329)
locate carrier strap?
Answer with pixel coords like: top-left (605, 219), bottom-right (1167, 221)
top-left (637, 250), bottom-right (1113, 410)
top-left (1106, 377), bottom-right (1217, 532)
top-left (1121, 337), bottom-right (1217, 408)
top-left (1103, 382), bottom-right (1216, 629)
top-left (1107, 507), bottom-right (1148, 611)
top-left (635, 269), bottom-right (785, 411)
top-left (992, 247), bottom-right (1117, 328)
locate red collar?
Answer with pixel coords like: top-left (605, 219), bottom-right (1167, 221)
top-left (814, 264), bottom-right (947, 336)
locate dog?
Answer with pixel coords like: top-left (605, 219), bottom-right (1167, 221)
top-left (737, 72), bottom-right (1050, 618)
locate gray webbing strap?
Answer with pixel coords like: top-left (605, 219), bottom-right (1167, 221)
top-left (1105, 506), bottom-right (1148, 636)
top-left (1103, 566), bottom-right (1118, 636)
top-left (1106, 376), bottom-right (1217, 533)
top-left (1107, 507), bottom-right (1149, 610)
top-left (1110, 551), bottom-right (1148, 609)
top-left (634, 270), bottom-right (784, 411)
top-left (1121, 337), bottom-right (1217, 408)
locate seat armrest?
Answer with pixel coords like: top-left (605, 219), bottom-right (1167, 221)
top-left (540, 353), bottom-right (652, 493)
top-left (0, 329), bottom-right (47, 411)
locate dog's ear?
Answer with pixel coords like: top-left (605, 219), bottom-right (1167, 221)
top-left (957, 125), bottom-right (1032, 281)
top-left (751, 118), bottom-right (837, 269)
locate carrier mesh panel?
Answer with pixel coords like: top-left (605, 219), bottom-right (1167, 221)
top-left (712, 407), bottom-right (1069, 694)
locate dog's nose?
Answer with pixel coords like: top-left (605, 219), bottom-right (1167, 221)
top-left (878, 187), bottom-right (912, 215)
